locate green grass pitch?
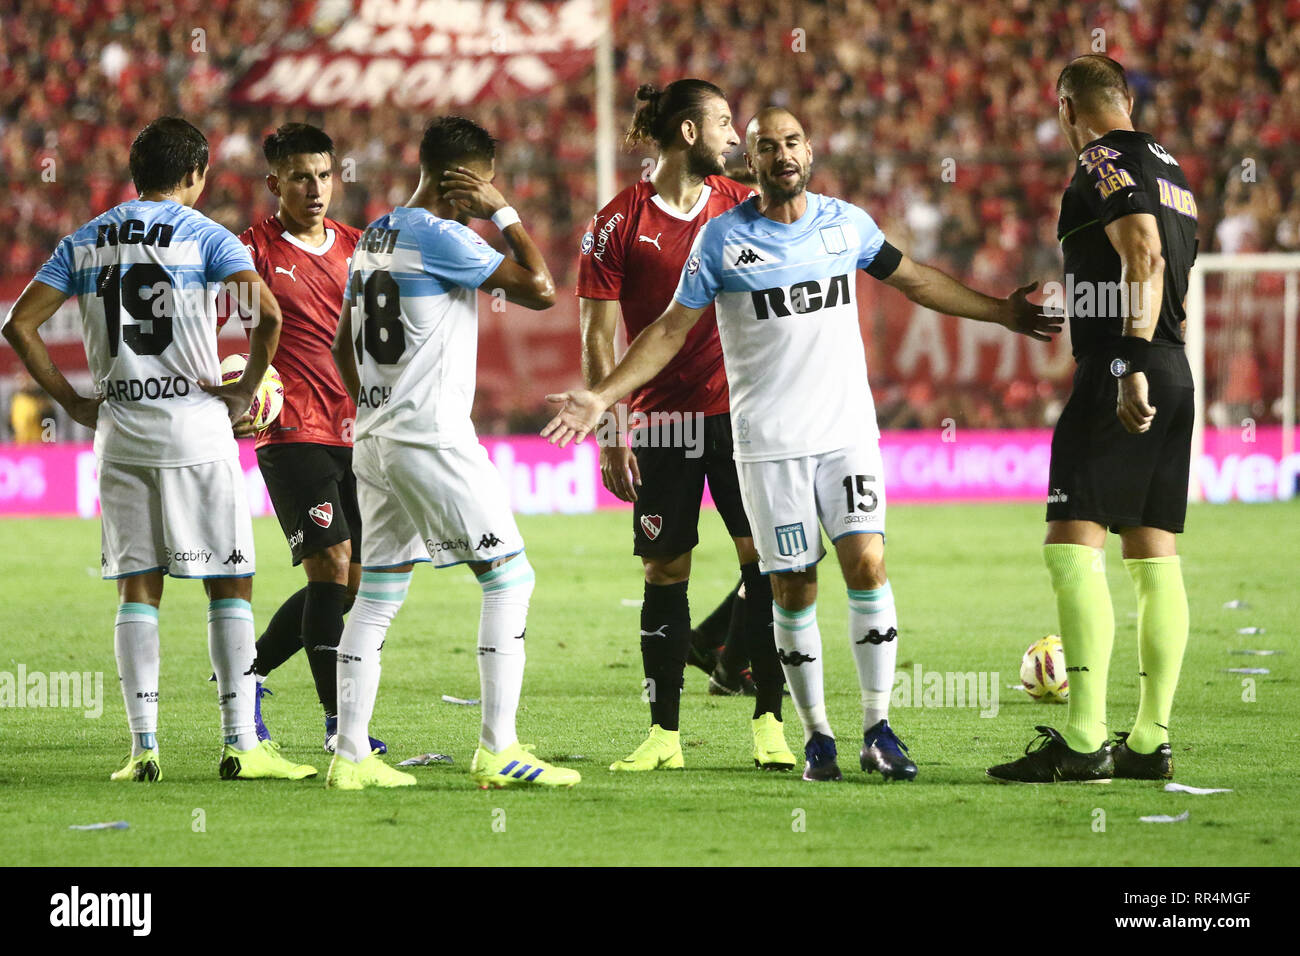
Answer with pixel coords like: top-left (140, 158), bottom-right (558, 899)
top-left (1, 502), bottom-right (1296, 866)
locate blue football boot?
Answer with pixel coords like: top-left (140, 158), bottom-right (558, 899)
top-left (860, 719), bottom-right (917, 781)
top-left (802, 732), bottom-right (843, 781)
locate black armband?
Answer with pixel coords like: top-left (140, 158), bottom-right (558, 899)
top-left (863, 241), bottom-right (903, 280)
top-left (1109, 336), bottom-right (1151, 378)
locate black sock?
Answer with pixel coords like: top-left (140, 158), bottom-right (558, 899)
top-left (718, 586), bottom-right (748, 674)
top-left (694, 580), bottom-right (740, 648)
top-left (641, 580), bottom-right (691, 732)
top-left (302, 581), bottom-right (349, 717)
top-left (741, 562), bottom-right (783, 720)
top-left (253, 586), bottom-right (309, 676)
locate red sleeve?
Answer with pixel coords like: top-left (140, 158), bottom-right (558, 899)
top-left (576, 189), bottom-right (632, 300)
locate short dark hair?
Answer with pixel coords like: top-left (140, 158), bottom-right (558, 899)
top-left (1056, 55), bottom-right (1131, 112)
top-left (626, 78), bottom-right (727, 149)
top-left (419, 116), bottom-right (497, 174)
top-left (263, 123), bottom-right (335, 169)
top-left (129, 117), bottom-right (209, 193)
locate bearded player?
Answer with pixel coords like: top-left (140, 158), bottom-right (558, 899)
top-left (3, 117), bottom-right (314, 782)
top-left (326, 117), bottom-right (579, 790)
top-left (988, 57), bottom-right (1199, 784)
top-left (578, 79), bottom-right (793, 773)
top-left (225, 123), bottom-right (385, 756)
top-left (547, 108), bottom-right (1055, 781)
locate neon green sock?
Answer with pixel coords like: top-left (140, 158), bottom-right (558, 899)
top-left (1043, 544), bottom-right (1114, 753)
top-left (1124, 556), bottom-right (1189, 754)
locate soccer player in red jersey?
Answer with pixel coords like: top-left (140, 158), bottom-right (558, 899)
top-left (226, 124), bottom-right (383, 754)
top-left (578, 80), bottom-right (793, 771)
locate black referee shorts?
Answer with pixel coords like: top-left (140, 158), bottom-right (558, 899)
top-left (632, 413), bottom-right (752, 557)
top-left (1046, 347), bottom-right (1194, 534)
top-left (256, 443), bottom-right (362, 565)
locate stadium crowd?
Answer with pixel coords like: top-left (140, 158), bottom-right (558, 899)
top-left (1, 0), bottom-right (1296, 438)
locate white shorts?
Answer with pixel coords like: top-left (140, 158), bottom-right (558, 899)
top-left (353, 435), bottom-right (524, 570)
top-left (99, 456), bottom-right (255, 579)
top-left (737, 442), bottom-right (887, 574)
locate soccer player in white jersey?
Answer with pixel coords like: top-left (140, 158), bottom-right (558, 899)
top-left (546, 108), bottom-right (1059, 782)
top-left (326, 116), bottom-right (579, 790)
top-left (2, 117), bottom-right (316, 782)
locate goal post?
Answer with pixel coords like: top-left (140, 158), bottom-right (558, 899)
top-left (1185, 252), bottom-right (1300, 502)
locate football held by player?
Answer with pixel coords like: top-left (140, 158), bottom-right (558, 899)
top-left (2, 117), bottom-right (315, 782)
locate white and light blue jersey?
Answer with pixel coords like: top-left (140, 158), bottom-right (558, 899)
top-left (348, 207), bottom-right (504, 447)
top-left (25, 199), bottom-right (253, 466)
top-left (674, 191), bottom-right (886, 462)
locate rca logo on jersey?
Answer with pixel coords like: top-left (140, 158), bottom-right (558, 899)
top-left (593, 212), bottom-right (624, 261)
top-left (309, 502), bottom-right (333, 528)
top-left (95, 218), bottom-right (173, 249)
top-left (640, 514), bottom-right (663, 540)
top-left (101, 377), bottom-right (192, 401)
top-left (751, 274), bottom-right (852, 321)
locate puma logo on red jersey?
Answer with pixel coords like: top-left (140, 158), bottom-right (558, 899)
top-left (274, 264), bottom-right (298, 282)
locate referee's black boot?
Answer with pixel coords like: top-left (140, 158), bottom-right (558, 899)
top-left (986, 726), bottom-right (1113, 784)
top-left (1111, 732), bottom-right (1173, 780)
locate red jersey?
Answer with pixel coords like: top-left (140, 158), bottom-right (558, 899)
top-left (576, 176), bottom-right (752, 416)
top-left (238, 216), bottom-right (362, 449)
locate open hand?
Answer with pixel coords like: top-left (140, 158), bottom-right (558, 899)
top-left (541, 390), bottom-right (606, 447)
top-left (199, 379), bottom-right (255, 424)
top-left (1002, 281), bottom-right (1063, 342)
top-left (440, 166), bottom-right (508, 221)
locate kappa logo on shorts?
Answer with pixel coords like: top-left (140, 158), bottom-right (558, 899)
top-left (640, 514), bottom-right (663, 540)
top-left (308, 502), bottom-right (334, 528)
top-left (775, 522), bottom-right (808, 557)
top-left (476, 532), bottom-right (503, 549)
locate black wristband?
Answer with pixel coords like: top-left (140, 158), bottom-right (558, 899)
top-left (1109, 336), bottom-right (1151, 378)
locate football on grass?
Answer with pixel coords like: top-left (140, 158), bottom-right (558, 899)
top-left (219, 353), bottom-right (283, 431)
top-left (1020, 634), bottom-right (1069, 702)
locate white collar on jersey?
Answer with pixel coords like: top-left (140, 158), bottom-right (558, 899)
top-left (279, 228), bottom-right (336, 256)
top-left (649, 184), bottom-right (713, 221)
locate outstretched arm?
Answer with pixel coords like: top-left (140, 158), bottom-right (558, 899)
top-left (881, 254), bottom-right (1060, 341)
top-left (543, 300), bottom-right (706, 447)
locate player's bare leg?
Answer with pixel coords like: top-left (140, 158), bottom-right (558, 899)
top-left (1113, 525), bottom-right (1185, 778)
top-left (110, 571), bottom-right (164, 781)
top-left (836, 533), bottom-right (916, 781)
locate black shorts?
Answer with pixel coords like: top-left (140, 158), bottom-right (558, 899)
top-left (256, 443), bottom-right (362, 565)
top-left (632, 413), bottom-right (752, 556)
top-left (1047, 347), bottom-right (1194, 534)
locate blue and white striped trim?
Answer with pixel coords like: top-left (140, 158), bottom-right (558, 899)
top-left (356, 570), bottom-right (412, 603)
top-left (772, 603), bottom-right (818, 631)
top-left (208, 598), bottom-right (254, 624)
top-left (115, 602), bottom-right (159, 625)
top-left (499, 759), bottom-right (545, 782)
top-left (846, 581), bottom-right (892, 613)
top-left (478, 555), bottom-right (534, 593)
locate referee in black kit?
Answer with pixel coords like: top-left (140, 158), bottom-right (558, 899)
top-left (989, 55), bottom-right (1199, 784)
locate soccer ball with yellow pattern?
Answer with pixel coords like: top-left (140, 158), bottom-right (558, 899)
top-left (1020, 634), bottom-right (1069, 702)
top-left (219, 353), bottom-right (283, 431)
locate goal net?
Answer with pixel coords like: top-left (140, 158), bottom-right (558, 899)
top-left (1186, 253), bottom-right (1300, 502)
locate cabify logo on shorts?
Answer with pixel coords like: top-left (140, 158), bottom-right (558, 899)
top-left (426, 537), bottom-right (470, 554)
top-left (593, 407), bottom-right (704, 459)
top-left (0, 665), bottom-right (103, 718)
top-left (165, 547), bottom-right (213, 564)
top-left (775, 522), bottom-right (808, 557)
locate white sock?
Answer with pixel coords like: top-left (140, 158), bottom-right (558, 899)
top-left (847, 581), bottom-right (898, 731)
top-left (773, 602), bottom-right (830, 744)
top-left (337, 571), bottom-right (409, 763)
top-left (208, 598), bottom-right (258, 751)
top-left (476, 555), bottom-right (533, 753)
top-left (115, 602), bottom-right (160, 755)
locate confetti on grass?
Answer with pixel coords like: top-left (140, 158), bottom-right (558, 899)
top-left (440, 695), bottom-right (479, 706)
top-left (69, 821), bottom-right (129, 831)
top-left (397, 753), bottom-right (454, 766)
top-left (1140, 811), bottom-right (1189, 824)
